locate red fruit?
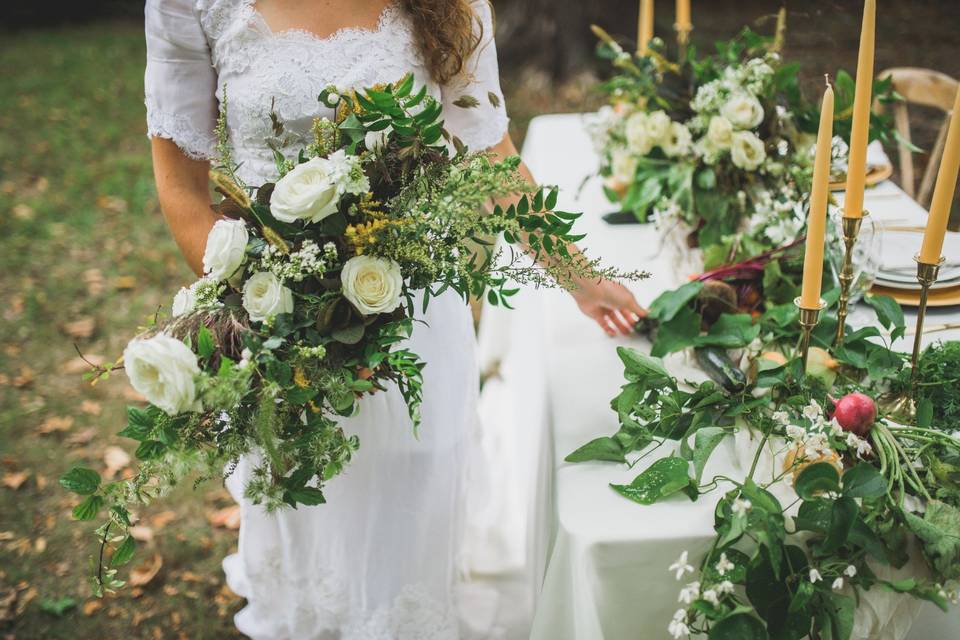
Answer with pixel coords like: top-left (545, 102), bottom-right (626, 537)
top-left (831, 392), bottom-right (877, 436)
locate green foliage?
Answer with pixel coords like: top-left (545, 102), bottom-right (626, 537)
top-left (916, 341), bottom-right (960, 429)
top-left (610, 457), bottom-right (694, 505)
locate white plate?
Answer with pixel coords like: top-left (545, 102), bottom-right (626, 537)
top-left (874, 276), bottom-right (960, 291)
top-left (876, 229), bottom-right (960, 283)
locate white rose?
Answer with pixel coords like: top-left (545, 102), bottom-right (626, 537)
top-left (242, 271), bottom-right (294, 322)
top-left (645, 111), bottom-right (672, 145)
top-left (662, 122), bottom-right (693, 157)
top-left (341, 256), bottom-right (403, 316)
top-left (625, 112), bottom-right (654, 155)
top-left (730, 131), bottom-right (767, 170)
top-left (611, 149), bottom-right (639, 185)
top-left (364, 125), bottom-right (393, 152)
top-left (270, 157), bottom-right (341, 224)
top-left (124, 334), bottom-right (201, 415)
top-left (202, 218), bottom-right (249, 282)
top-left (721, 93), bottom-right (765, 129)
top-left (171, 286), bottom-right (196, 317)
top-left (706, 116), bottom-right (734, 149)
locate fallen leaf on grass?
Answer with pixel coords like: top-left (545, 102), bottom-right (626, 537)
top-left (114, 275), bottom-right (137, 290)
top-left (62, 355), bottom-right (105, 374)
top-left (16, 586), bottom-right (37, 616)
top-left (103, 446), bottom-right (131, 479)
top-left (129, 525), bottom-right (154, 543)
top-left (82, 599), bottom-right (102, 616)
top-left (12, 203), bottom-right (34, 220)
top-left (97, 195), bottom-right (128, 214)
top-left (83, 268), bottom-right (105, 296)
top-left (80, 400), bottom-right (102, 415)
top-left (150, 511), bottom-right (177, 529)
top-left (67, 427), bottom-right (97, 446)
top-left (63, 317), bottom-right (96, 340)
top-left (128, 554), bottom-right (163, 587)
top-left (13, 366), bottom-right (34, 388)
top-left (0, 588), bottom-right (17, 623)
top-left (0, 532), bottom-right (14, 541)
top-left (2, 471), bottom-right (29, 490)
top-left (3, 295), bottom-right (23, 321)
top-left (207, 505), bottom-right (241, 530)
top-left (38, 415), bottom-right (73, 434)
top-left (34, 537), bottom-right (46, 553)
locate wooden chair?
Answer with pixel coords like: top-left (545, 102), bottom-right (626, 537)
top-left (876, 67), bottom-right (958, 208)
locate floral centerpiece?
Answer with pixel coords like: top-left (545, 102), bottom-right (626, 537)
top-left (60, 75), bottom-right (642, 594)
top-left (567, 296), bottom-right (960, 639)
top-left (585, 13), bottom-right (897, 272)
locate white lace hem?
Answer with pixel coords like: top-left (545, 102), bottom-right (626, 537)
top-left (223, 552), bottom-right (459, 640)
top-left (145, 102), bottom-right (216, 160)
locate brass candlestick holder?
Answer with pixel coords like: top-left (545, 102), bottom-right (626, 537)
top-left (909, 254), bottom-right (945, 397)
top-left (795, 297), bottom-right (827, 371)
top-left (833, 211), bottom-right (868, 346)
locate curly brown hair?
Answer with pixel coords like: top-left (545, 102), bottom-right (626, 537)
top-left (401, 0), bottom-right (491, 85)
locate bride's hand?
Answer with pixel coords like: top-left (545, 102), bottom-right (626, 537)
top-left (571, 279), bottom-right (647, 337)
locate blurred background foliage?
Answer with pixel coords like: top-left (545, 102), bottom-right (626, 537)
top-left (0, 1), bottom-right (958, 638)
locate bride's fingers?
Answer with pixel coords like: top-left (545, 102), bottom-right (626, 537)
top-left (607, 310), bottom-right (634, 335)
top-left (595, 313), bottom-right (617, 336)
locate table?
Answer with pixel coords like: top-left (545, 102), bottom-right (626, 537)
top-left (469, 114), bottom-right (960, 639)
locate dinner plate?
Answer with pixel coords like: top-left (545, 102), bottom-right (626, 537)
top-left (871, 283), bottom-right (960, 307)
top-left (874, 275), bottom-right (960, 291)
top-left (829, 163), bottom-right (894, 191)
top-left (874, 229), bottom-right (960, 288)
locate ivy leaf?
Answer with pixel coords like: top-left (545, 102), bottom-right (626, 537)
top-left (822, 496), bottom-right (859, 554)
top-left (865, 293), bottom-right (906, 340)
top-left (841, 464), bottom-right (886, 499)
top-left (823, 592), bottom-right (856, 640)
top-left (59, 467), bottom-right (101, 495)
top-left (795, 462), bottom-right (840, 501)
top-left (690, 427), bottom-right (726, 482)
top-left (651, 305), bottom-right (701, 357)
top-left (708, 613), bottom-right (769, 640)
top-left (565, 436), bottom-right (626, 464)
top-left (904, 499), bottom-right (960, 579)
top-left (694, 313), bottom-right (761, 349)
top-left (610, 457), bottom-right (693, 505)
top-left (616, 346), bottom-right (672, 383)
top-left (648, 280), bottom-right (704, 322)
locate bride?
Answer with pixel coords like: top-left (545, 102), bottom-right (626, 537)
top-left (145, 0), bottom-right (645, 637)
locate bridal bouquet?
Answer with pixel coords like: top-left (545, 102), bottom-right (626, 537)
top-left (586, 14), bottom-right (896, 271)
top-left (568, 298), bottom-right (960, 639)
top-left (61, 74), bottom-right (639, 594)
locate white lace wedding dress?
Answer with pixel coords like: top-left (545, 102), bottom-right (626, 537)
top-left (144, 1), bottom-right (508, 638)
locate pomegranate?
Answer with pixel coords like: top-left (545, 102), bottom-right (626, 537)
top-left (831, 392), bottom-right (877, 436)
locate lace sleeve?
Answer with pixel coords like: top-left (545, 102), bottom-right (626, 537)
top-left (441, 1), bottom-right (509, 152)
top-left (144, 0), bottom-right (218, 160)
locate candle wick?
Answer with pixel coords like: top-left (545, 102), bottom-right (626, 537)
top-left (824, 73), bottom-right (832, 88)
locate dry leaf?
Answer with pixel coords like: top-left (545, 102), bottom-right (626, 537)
top-left (0, 532), bottom-right (14, 541)
top-left (114, 275), bottom-right (137, 290)
top-left (129, 526), bottom-right (154, 543)
top-left (162, 585), bottom-right (178, 597)
top-left (128, 554), bottom-right (163, 587)
top-left (35, 474), bottom-right (47, 490)
top-left (207, 505), bottom-right (241, 530)
top-left (12, 203), bottom-right (34, 220)
top-left (63, 316), bottom-right (96, 339)
top-left (150, 511), bottom-right (177, 529)
top-left (82, 268), bottom-right (105, 296)
top-left (0, 587), bottom-right (16, 623)
top-left (82, 599), bottom-right (102, 616)
top-left (13, 365), bottom-right (34, 388)
top-left (62, 355), bottom-right (105, 374)
top-left (179, 571), bottom-right (204, 583)
top-left (67, 427), bottom-right (97, 446)
top-left (16, 586), bottom-right (37, 616)
top-left (103, 446), bottom-right (131, 479)
top-left (38, 415), bottom-right (73, 434)
top-left (97, 195), bottom-right (128, 214)
top-left (80, 400), bottom-right (102, 416)
top-left (3, 295), bottom-right (23, 322)
top-left (33, 537), bottom-right (46, 553)
top-left (2, 471), bottom-right (28, 490)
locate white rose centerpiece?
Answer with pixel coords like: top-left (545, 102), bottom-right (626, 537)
top-left (730, 131), bottom-right (767, 170)
top-left (341, 256), bottom-right (403, 316)
top-left (243, 272), bottom-right (294, 322)
top-left (124, 334), bottom-right (201, 415)
top-left (270, 157), bottom-right (342, 224)
top-left (721, 93), bottom-right (765, 130)
top-left (203, 218), bottom-right (249, 282)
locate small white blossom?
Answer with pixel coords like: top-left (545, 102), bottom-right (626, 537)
top-left (829, 418), bottom-right (845, 437)
top-left (732, 498), bottom-right (752, 517)
top-left (668, 610), bottom-right (690, 639)
top-left (702, 589), bottom-right (721, 606)
top-left (715, 553), bottom-right (735, 576)
top-left (844, 565), bottom-right (857, 578)
top-left (678, 582), bottom-right (700, 604)
top-left (717, 580), bottom-right (735, 595)
top-left (772, 410), bottom-right (791, 426)
top-left (669, 551), bottom-right (695, 580)
top-left (845, 432), bottom-right (873, 458)
top-left (809, 569), bottom-right (823, 584)
top-left (802, 399), bottom-right (823, 423)
top-left (786, 424), bottom-right (807, 442)
top-left (832, 577), bottom-right (845, 591)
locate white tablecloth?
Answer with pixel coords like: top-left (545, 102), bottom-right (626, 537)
top-left (470, 114), bottom-right (960, 639)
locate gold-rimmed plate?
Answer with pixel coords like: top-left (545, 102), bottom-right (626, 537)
top-left (870, 282), bottom-right (960, 307)
top-left (830, 164), bottom-right (894, 191)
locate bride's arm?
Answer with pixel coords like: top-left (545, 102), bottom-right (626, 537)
top-left (485, 132), bottom-right (647, 336)
top-left (151, 139), bottom-right (219, 276)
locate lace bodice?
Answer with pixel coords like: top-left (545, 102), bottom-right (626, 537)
top-left (145, 0), bottom-right (509, 184)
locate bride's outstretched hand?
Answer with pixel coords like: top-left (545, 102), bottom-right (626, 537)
top-left (572, 279), bottom-right (647, 337)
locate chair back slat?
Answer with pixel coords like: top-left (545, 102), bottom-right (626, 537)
top-left (877, 67), bottom-right (958, 208)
